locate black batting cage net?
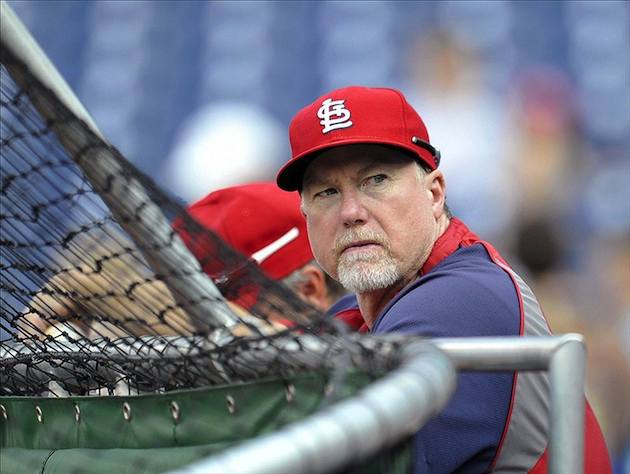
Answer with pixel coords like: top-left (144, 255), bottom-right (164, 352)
top-left (0, 44), bottom-right (363, 397)
top-left (0, 12), bottom-right (457, 473)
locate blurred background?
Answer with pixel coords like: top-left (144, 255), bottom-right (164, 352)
top-left (7, 0), bottom-right (629, 469)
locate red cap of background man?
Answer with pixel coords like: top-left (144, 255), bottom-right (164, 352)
top-left (277, 86), bottom-right (439, 191)
top-left (185, 182), bottom-right (313, 280)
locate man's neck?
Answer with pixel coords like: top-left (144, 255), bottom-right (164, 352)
top-left (358, 215), bottom-right (451, 328)
top-left (356, 283), bottom-right (407, 328)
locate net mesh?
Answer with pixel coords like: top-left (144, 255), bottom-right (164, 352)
top-left (0, 45), bottom-right (361, 399)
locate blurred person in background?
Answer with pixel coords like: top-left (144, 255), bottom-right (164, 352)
top-left (505, 67), bottom-right (583, 224)
top-left (404, 28), bottom-right (516, 242)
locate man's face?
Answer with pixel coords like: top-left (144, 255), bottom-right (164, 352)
top-left (300, 144), bottom-right (442, 294)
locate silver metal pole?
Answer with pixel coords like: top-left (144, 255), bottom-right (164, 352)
top-left (548, 336), bottom-right (586, 474)
top-left (432, 336), bottom-right (560, 370)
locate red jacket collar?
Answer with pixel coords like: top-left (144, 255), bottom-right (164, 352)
top-left (420, 218), bottom-right (481, 275)
top-left (335, 218), bottom-right (480, 333)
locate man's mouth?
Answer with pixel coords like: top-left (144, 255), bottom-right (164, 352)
top-left (340, 241), bottom-right (382, 256)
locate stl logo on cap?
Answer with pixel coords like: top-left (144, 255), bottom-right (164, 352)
top-left (317, 98), bottom-right (352, 134)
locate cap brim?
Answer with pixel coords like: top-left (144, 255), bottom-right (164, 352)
top-left (276, 138), bottom-right (434, 191)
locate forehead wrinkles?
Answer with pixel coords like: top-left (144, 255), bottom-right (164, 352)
top-left (303, 154), bottom-right (358, 186)
top-left (304, 153), bottom-right (399, 190)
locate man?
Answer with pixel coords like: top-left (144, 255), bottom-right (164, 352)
top-left (182, 182), bottom-right (346, 313)
top-left (276, 86), bottom-right (611, 472)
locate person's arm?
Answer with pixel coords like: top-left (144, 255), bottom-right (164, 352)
top-left (18, 257), bottom-right (198, 339)
top-left (18, 271), bottom-right (90, 339)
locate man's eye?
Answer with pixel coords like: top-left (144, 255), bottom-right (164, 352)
top-left (314, 188), bottom-right (337, 198)
top-left (368, 174), bottom-right (387, 185)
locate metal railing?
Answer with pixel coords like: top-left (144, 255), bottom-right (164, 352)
top-left (173, 334), bottom-right (586, 474)
top-left (433, 334), bottom-right (586, 474)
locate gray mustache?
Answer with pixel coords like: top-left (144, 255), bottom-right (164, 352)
top-left (334, 230), bottom-right (389, 255)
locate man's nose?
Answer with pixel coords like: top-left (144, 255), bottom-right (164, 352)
top-left (340, 191), bottom-right (368, 227)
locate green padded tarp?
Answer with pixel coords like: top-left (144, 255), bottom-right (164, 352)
top-left (0, 371), bottom-right (413, 473)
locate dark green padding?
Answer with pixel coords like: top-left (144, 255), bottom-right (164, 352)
top-left (1, 371), bottom-right (413, 473)
top-left (1, 445), bottom-right (224, 474)
top-left (1, 441), bottom-right (412, 474)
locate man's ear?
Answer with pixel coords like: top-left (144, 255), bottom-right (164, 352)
top-left (427, 169), bottom-right (446, 219)
top-left (294, 264), bottom-right (330, 312)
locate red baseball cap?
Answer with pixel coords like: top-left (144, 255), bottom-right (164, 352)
top-left (185, 182), bottom-right (313, 280)
top-left (277, 85), bottom-right (440, 191)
